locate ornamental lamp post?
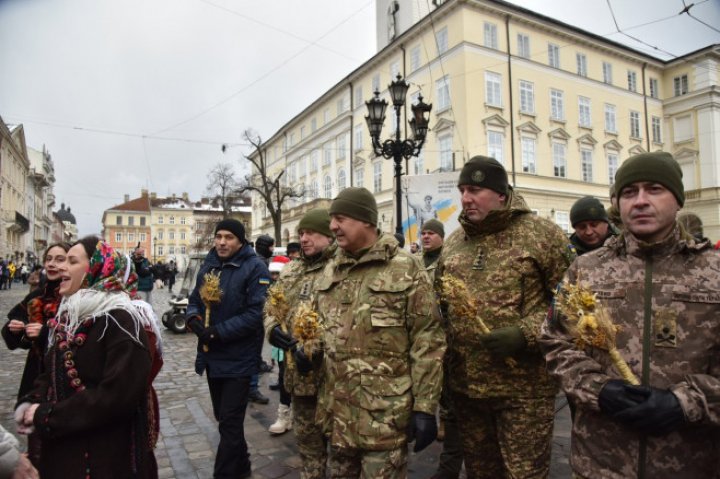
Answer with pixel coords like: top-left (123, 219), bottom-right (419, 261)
top-left (365, 74), bottom-right (431, 237)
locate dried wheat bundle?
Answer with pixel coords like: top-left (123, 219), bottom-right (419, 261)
top-left (266, 284), bottom-right (291, 331)
top-left (200, 270), bottom-right (223, 352)
top-left (440, 274), bottom-right (516, 367)
top-left (555, 280), bottom-right (639, 385)
top-left (292, 302), bottom-right (323, 359)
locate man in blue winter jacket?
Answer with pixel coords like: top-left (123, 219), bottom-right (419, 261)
top-left (186, 219), bottom-right (271, 479)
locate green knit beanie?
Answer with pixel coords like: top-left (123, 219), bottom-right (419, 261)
top-left (614, 152), bottom-right (684, 206)
top-left (458, 155), bottom-right (509, 195)
top-left (570, 196), bottom-right (608, 227)
top-left (421, 219), bottom-right (445, 238)
top-left (297, 209), bottom-right (333, 238)
top-left (329, 187), bottom-right (378, 225)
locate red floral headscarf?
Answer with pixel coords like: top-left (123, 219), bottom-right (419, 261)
top-left (82, 240), bottom-right (139, 297)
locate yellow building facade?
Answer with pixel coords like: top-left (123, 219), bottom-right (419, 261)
top-left (250, 0), bottom-right (720, 241)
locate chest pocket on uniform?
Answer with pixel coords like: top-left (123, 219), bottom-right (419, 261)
top-left (367, 278), bottom-right (412, 328)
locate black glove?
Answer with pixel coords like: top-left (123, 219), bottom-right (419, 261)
top-left (294, 347), bottom-right (322, 375)
top-left (598, 379), bottom-right (650, 415)
top-left (406, 412), bottom-right (437, 452)
top-left (613, 387), bottom-right (686, 436)
top-left (269, 326), bottom-right (297, 351)
top-left (199, 326), bottom-right (219, 345)
top-left (479, 326), bottom-right (526, 356)
top-left (186, 316), bottom-right (205, 337)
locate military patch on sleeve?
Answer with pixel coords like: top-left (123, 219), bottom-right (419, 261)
top-left (654, 308), bottom-right (678, 348)
top-left (564, 244), bottom-right (577, 264)
top-left (259, 278), bottom-right (270, 285)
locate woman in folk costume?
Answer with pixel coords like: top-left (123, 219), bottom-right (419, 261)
top-left (1, 242), bottom-right (70, 466)
top-left (15, 236), bottom-right (163, 479)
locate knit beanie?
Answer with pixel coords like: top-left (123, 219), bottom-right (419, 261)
top-left (614, 152), bottom-right (684, 206)
top-left (458, 155), bottom-right (509, 195)
top-left (329, 187), bottom-right (378, 225)
top-left (570, 197), bottom-right (609, 227)
top-left (215, 219), bottom-right (245, 241)
top-left (297, 209), bottom-right (333, 238)
top-left (421, 219), bottom-right (445, 238)
top-left (286, 242), bottom-right (301, 255)
top-left (255, 234), bottom-right (274, 259)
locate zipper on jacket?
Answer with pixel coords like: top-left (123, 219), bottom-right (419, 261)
top-left (638, 256), bottom-right (653, 479)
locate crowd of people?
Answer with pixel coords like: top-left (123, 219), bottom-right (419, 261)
top-left (2, 149), bottom-right (718, 478)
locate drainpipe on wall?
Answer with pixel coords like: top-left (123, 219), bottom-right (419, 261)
top-left (349, 81), bottom-right (354, 186)
top-left (641, 62), bottom-right (650, 152)
top-left (505, 14), bottom-right (517, 187)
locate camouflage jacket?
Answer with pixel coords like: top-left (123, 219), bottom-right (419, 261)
top-left (314, 233), bottom-right (445, 451)
top-left (436, 191), bottom-right (573, 398)
top-left (540, 226), bottom-right (720, 479)
top-left (263, 243), bottom-right (337, 397)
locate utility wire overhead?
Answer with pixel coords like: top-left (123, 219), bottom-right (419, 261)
top-left (680, 0), bottom-right (720, 34)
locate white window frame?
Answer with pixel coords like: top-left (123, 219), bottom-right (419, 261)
top-left (548, 43), bottom-right (560, 68)
top-left (578, 96), bottom-right (591, 128)
top-left (607, 152), bottom-right (618, 184)
top-left (649, 78), bottom-right (659, 98)
top-left (550, 89), bottom-right (564, 121)
top-left (485, 72), bottom-right (502, 107)
top-left (413, 150), bottom-right (425, 175)
top-left (555, 211), bottom-right (570, 234)
top-left (673, 74), bottom-right (689, 96)
top-left (521, 137), bottom-right (536, 174)
top-left (484, 22), bottom-right (498, 49)
top-left (323, 175), bottom-right (332, 198)
top-left (373, 161), bottom-right (382, 193)
top-left (602, 61), bottom-right (613, 84)
top-left (630, 110), bottom-right (641, 138)
top-left (604, 103), bottom-right (616, 133)
top-left (436, 76), bottom-right (451, 112)
top-left (517, 33), bottom-right (530, 58)
top-left (337, 134), bottom-right (346, 159)
top-left (337, 168), bottom-right (346, 191)
top-left (436, 27), bottom-right (448, 54)
top-left (487, 131), bottom-right (504, 165)
top-left (354, 125), bottom-right (364, 151)
top-left (115, 232), bottom-right (122, 242)
top-left (519, 80), bottom-right (535, 114)
top-left (354, 166), bottom-right (364, 188)
top-left (410, 45), bottom-right (421, 71)
top-left (581, 149), bottom-right (593, 182)
top-left (576, 53), bottom-right (588, 77)
top-left (552, 142), bottom-right (567, 178)
top-left (652, 116), bottom-right (662, 143)
top-left (439, 135), bottom-right (453, 171)
top-left (627, 70), bottom-right (637, 92)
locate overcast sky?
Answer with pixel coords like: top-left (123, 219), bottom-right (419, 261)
top-left (1, 0), bottom-right (718, 236)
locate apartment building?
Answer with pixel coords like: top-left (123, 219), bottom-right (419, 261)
top-left (249, 0), bottom-right (720, 241)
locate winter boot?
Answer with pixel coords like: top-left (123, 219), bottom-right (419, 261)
top-left (268, 404), bottom-right (292, 435)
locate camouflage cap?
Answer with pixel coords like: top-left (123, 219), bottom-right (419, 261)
top-left (421, 219), bottom-right (445, 238)
top-left (297, 209), bottom-right (333, 238)
top-left (570, 196), bottom-right (608, 227)
top-left (329, 187), bottom-right (378, 225)
top-left (458, 155), bottom-right (508, 195)
top-left (614, 151), bottom-right (684, 206)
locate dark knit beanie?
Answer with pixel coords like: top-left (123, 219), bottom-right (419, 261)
top-left (286, 242), bottom-right (301, 255)
top-left (421, 219), bottom-right (445, 238)
top-left (614, 152), bottom-right (684, 206)
top-left (458, 155), bottom-right (509, 195)
top-left (214, 219), bottom-right (245, 241)
top-left (570, 197), bottom-right (608, 227)
top-left (297, 209), bottom-right (333, 238)
top-left (329, 187), bottom-right (378, 225)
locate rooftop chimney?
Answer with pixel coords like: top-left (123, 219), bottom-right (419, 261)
top-left (141, 188), bottom-right (148, 197)
top-left (124, 194), bottom-right (130, 202)
top-left (182, 192), bottom-right (189, 201)
top-left (150, 192), bottom-right (157, 200)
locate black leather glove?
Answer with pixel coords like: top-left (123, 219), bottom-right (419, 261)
top-left (598, 379), bottom-right (650, 415)
top-left (613, 387), bottom-right (686, 436)
top-left (199, 326), bottom-right (219, 345)
top-left (294, 347), bottom-right (322, 375)
top-left (406, 412), bottom-right (437, 452)
top-left (479, 326), bottom-right (526, 356)
top-left (186, 316), bottom-right (205, 337)
top-left (269, 326), bottom-right (297, 351)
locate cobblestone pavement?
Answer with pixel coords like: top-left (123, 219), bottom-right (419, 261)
top-left (0, 285), bottom-right (571, 478)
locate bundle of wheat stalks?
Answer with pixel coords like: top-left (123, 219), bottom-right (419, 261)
top-left (440, 274), bottom-right (516, 367)
top-left (266, 284), bottom-right (291, 331)
top-left (200, 271), bottom-right (223, 352)
top-left (292, 302), bottom-right (323, 359)
top-left (555, 280), bottom-right (639, 385)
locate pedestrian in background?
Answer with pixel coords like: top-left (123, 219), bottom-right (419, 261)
top-left (569, 196), bottom-right (617, 256)
top-left (133, 246), bottom-right (154, 303)
top-left (16, 236), bottom-right (160, 478)
top-left (315, 187), bottom-right (445, 478)
top-left (436, 156), bottom-right (573, 478)
top-left (286, 242), bottom-right (301, 260)
top-left (186, 219), bottom-right (271, 479)
top-left (1, 242), bottom-right (69, 467)
top-left (265, 209), bottom-right (337, 477)
top-left (166, 260), bottom-right (177, 292)
top-left (541, 152), bottom-right (720, 478)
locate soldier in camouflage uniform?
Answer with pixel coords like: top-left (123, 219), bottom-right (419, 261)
top-left (436, 156), bottom-right (573, 479)
top-left (569, 196), bottom-right (618, 256)
top-left (541, 152), bottom-right (720, 479)
top-left (312, 187), bottom-right (445, 478)
top-left (265, 209), bottom-right (337, 479)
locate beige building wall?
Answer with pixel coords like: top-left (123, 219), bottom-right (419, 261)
top-left (250, 0), bottom-right (719, 240)
top-left (0, 124), bottom-right (30, 260)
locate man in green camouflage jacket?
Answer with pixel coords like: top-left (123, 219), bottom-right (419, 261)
top-left (311, 187), bottom-right (445, 478)
top-left (436, 156), bottom-right (573, 478)
top-left (264, 209), bottom-right (337, 479)
top-left (541, 152), bottom-right (720, 478)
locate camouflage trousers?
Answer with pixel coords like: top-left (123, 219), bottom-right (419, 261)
top-left (292, 395), bottom-right (327, 479)
top-left (452, 393), bottom-right (555, 479)
top-left (328, 445), bottom-right (407, 479)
